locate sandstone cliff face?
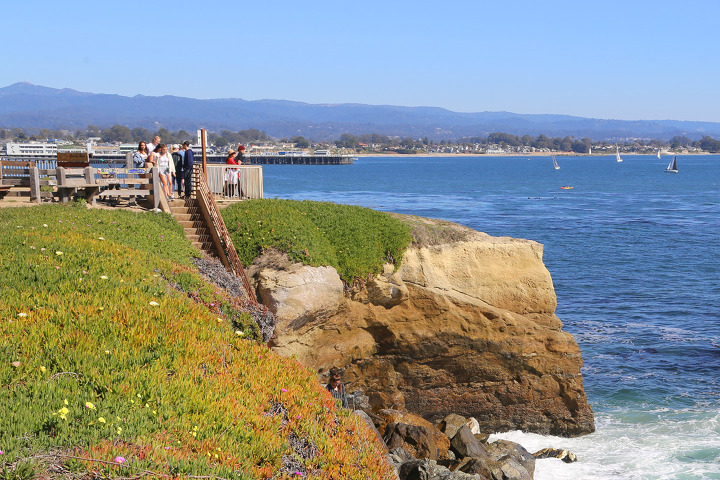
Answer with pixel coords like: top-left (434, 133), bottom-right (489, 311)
top-left (253, 220), bottom-right (594, 437)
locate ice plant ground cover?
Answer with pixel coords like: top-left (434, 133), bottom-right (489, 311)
top-left (222, 199), bottom-right (413, 282)
top-left (0, 204), bottom-right (393, 480)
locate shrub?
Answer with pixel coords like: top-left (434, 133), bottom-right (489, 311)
top-left (0, 205), bottom-right (393, 479)
top-left (222, 199), bottom-right (413, 282)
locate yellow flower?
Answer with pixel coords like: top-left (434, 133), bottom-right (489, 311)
top-left (64, 399), bottom-right (69, 405)
top-left (98, 237), bottom-right (105, 240)
top-left (235, 330), bottom-right (244, 336)
top-left (149, 301), bottom-right (160, 307)
top-left (98, 417), bottom-right (106, 423)
top-left (104, 350), bottom-right (111, 355)
top-left (40, 366), bottom-right (46, 373)
top-left (100, 275), bottom-right (108, 280)
top-left (17, 313), bottom-right (27, 318)
top-left (85, 401), bottom-right (96, 410)
top-left (55, 251), bottom-right (63, 256)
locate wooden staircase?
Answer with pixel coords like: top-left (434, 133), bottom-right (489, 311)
top-left (169, 198), bottom-right (219, 257)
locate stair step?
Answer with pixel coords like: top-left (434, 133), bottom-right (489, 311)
top-left (178, 220), bottom-right (205, 228)
top-left (192, 241), bottom-right (216, 251)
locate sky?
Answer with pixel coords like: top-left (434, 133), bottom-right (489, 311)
top-left (3, 0), bottom-right (720, 122)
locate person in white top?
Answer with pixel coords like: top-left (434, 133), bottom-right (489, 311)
top-left (147, 135), bottom-right (161, 157)
top-left (154, 144), bottom-right (176, 199)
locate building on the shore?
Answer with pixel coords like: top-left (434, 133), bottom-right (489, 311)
top-left (5, 142), bottom-right (58, 156)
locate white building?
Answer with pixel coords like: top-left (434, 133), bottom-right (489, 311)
top-left (5, 142), bottom-right (58, 156)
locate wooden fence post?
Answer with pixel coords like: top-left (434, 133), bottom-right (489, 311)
top-left (29, 166), bottom-right (41, 204)
top-left (152, 167), bottom-right (160, 210)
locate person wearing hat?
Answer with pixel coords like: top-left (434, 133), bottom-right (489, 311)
top-left (225, 149), bottom-right (240, 198)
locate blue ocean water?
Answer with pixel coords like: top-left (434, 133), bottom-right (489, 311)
top-left (261, 155), bottom-right (720, 479)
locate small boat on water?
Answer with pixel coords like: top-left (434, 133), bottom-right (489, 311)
top-left (616, 146), bottom-right (623, 163)
top-left (552, 156), bottom-right (560, 170)
top-left (665, 156), bottom-right (678, 173)
top-left (560, 185), bottom-right (573, 190)
top-left (657, 149), bottom-right (662, 159)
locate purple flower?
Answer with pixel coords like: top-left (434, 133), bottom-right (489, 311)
top-left (114, 456), bottom-right (126, 464)
top-left (281, 388), bottom-right (288, 392)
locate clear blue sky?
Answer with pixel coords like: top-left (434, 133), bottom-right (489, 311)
top-left (3, 0), bottom-right (720, 122)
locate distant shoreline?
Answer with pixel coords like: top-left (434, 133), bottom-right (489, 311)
top-left (356, 151), bottom-right (715, 158)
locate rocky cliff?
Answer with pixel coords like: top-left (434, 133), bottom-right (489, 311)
top-left (250, 216), bottom-right (594, 437)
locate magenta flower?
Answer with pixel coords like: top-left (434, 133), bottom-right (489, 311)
top-left (281, 388), bottom-right (288, 392)
top-left (114, 456), bottom-right (126, 464)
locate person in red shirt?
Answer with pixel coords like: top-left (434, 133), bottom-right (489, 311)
top-left (225, 150), bottom-right (239, 198)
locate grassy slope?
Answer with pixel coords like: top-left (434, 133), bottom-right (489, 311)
top-left (222, 199), bottom-right (413, 282)
top-left (0, 205), bottom-right (391, 480)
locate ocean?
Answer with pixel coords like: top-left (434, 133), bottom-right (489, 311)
top-left (260, 155), bottom-right (720, 480)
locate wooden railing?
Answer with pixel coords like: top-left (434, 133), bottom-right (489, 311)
top-left (192, 164), bottom-right (258, 304)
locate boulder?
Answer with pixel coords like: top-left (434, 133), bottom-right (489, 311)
top-left (354, 410), bottom-right (387, 452)
top-left (533, 447), bottom-right (577, 463)
top-left (437, 413), bottom-right (469, 440)
top-left (486, 440), bottom-right (535, 477)
top-left (398, 459), bottom-right (486, 480)
top-left (465, 417), bottom-right (481, 435)
top-left (257, 264), bottom-right (344, 330)
top-left (450, 426), bottom-right (488, 459)
top-left (385, 423), bottom-right (442, 460)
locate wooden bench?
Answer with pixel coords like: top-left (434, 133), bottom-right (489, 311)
top-left (0, 161), bottom-right (43, 202)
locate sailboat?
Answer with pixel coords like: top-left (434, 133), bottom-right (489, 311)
top-left (657, 149), bottom-right (662, 159)
top-left (616, 146), bottom-right (623, 163)
top-left (552, 156), bottom-right (560, 170)
top-left (665, 156), bottom-right (678, 173)
top-left (588, 147), bottom-right (592, 155)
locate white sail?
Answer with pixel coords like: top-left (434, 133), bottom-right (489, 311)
top-left (657, 149), bottom-right (662, 159)
top-left (553, 156), bottom-right (560, 170)
top-left (665, 156), bottom-right (678, 172)
top-left (616, 146), bottom-right (623, 163)
top-left (588, 147), bottom-right (592, 155)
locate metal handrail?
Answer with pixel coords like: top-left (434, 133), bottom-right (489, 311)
top-left (192, 164), bottom-right (258, 304)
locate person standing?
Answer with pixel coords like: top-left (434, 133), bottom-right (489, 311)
top-left (133, 141), bottom-right (149, 168)
top-left (325, 367), bottom-right (349, 408)
top-left (225, 149), bottom-right (239, 198)
top-left (182, 141), bottom-right (195, 199)
top-left (148, 135), bottom-right (161, 155)
top-left (171, 144), bottom-right (183, 195)
top-left (155, 144), bottom-right (175, 199)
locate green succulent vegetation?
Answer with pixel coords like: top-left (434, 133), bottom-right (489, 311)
top-left (222, 199), bottom-right (413, 282)
top-left (0, 204), bottom-right (392, 480)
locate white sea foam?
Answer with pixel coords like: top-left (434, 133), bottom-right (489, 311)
top-left (489, 411), bottom-right (720, 480)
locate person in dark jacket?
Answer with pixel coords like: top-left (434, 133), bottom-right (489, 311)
top-left (325, 367), bottom-right (349, 408)
top-left (171, 145), bottom-right (183, 195)
top-left (182, 141), bottom-right (195, 199)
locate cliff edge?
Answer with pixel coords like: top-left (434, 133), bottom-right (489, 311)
top-left (251, 215), bottom-right (595, 437)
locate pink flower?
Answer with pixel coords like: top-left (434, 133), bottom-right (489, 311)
top-left (281, 388), bottom-right (287, 392)
top-left (114, 456), bottom-right (126, 464)
top-left (295, 415), bottom-right (301, 419)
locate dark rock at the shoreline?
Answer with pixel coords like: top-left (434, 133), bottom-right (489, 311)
top-left (450, 426), bottom-right (488, 460)
top-left (486, 440), bottom-right (535, 477)
top-left (385, 423), bottom-right (443, 460)
top-left (533, 447), bottom-right (577, 463)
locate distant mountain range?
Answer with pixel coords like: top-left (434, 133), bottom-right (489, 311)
top-left (1, 82), bottom-right (719, 141)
